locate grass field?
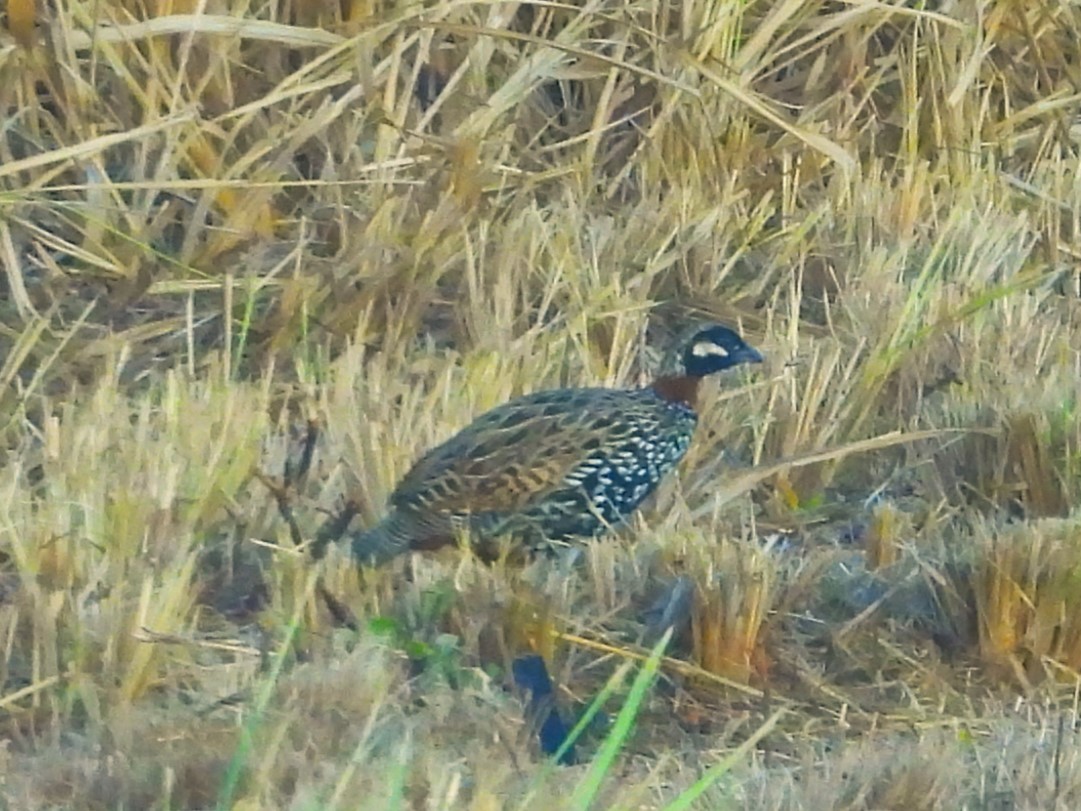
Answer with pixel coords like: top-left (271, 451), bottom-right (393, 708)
top-left (4, 0), bottom-right (1081, 808)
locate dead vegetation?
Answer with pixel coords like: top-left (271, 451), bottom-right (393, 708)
top-left (4, 0), bottom-right (1081, 808)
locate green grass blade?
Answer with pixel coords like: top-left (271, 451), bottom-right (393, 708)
top-left (661, 708), bottom-right (785, 811)
top-left (567, 629), bottom-right (673, 811)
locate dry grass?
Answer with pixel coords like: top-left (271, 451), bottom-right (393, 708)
top-left (4, 0), bottom-right (1081, 808)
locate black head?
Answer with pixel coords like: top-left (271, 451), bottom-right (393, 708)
top-left (678, 324), bottom-right (764, 378)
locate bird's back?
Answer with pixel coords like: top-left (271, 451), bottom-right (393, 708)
top-left (358, 386), bottom-right (697, 560)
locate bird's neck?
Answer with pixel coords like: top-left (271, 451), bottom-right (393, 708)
top-left (649, 375), bottom-right (701, 409)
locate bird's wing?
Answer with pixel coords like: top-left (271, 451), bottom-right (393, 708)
top-left (390, 388), bottom-right (663, 515)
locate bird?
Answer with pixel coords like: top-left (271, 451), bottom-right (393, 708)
top-left (349, 323), bottom-right (764, 565)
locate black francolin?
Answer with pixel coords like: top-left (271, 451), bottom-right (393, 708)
top-left (351, 323), bottom-right (763, 565)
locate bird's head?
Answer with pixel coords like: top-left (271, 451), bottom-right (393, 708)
top-left (677, 323), bottom-right (764, 378)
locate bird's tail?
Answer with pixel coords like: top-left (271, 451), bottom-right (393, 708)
top-left (349, 511), bottom-right (414, 567)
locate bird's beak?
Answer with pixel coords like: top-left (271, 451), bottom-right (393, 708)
top-left (739, 345), bottom-right (765, 365)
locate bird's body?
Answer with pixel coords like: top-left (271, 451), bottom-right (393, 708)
top-left (351, 324), bottom-right (763, 565)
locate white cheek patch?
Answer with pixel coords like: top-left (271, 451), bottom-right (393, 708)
top-left (691, 341), bottom-right (730, 359)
